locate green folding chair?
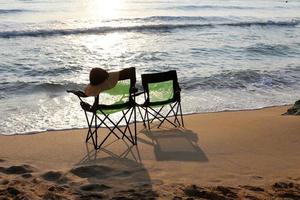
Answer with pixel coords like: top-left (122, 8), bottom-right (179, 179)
top-left (138, 70), bottom-right (184, 129)
top-left (68, 68), bottom-right (137, 149)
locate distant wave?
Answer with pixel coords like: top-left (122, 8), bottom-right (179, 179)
top-left (22, 66), bottom-right (82, 77)
top-left (181, 67), bottom-right (300, 91)
top-left (162, 5), bottom-right (258, 10)
top-left (2, 67), bottom-right (299, 97)
top-left (110, 16), bottom-right (230, 23)
top-left (1, 20), bottom-right (299, 38)
top-left (222, 20), bottom-right (300, 27)
top-left (165, 4), bottom-right (299, 10)
top-left (0, 81), bottom-right (85, 95)
top-left (0, 65), bottom-right (81, 79)
top-left (246, 43), bottom-right (297, 56)
top-left (0, 24), bottom-right (206, 38)
top-left (0, 9), bottom-right (30, 14)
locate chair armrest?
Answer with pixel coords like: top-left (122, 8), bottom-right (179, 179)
top-left (67, 90), bottom-right (95, 112)
top-left (130, 87), bottom-right (146, 97)
top-left (67, 90), bottom-right (88, 98)
top-left (132, 90), bottom-right (145, 97)
top-left (130, 87), bottom-right (138, 94)
top-left (175, 85), bottom-right (181, 93)
top-left (80, 101), bottom-right (93, 112)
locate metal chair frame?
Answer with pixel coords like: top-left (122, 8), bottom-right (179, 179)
top-left (138, 70), bottom-right (184, 130)
top-left (68, 68), bottom-right (137, 149)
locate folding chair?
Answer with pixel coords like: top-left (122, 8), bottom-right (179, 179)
top-left (68, 68), bottom-right (137, 149)
top-left (138, 70), bottom-right (184, 129)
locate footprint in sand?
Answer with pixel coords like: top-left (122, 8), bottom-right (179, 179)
top-left (244, 194), bottom-right (260, 200)
top-left (292, 177), bottom-right (300, 181)
top-left (48, 185), bottom-right (66, 192)
top-left (241, 185), bottom-right (264, 192)
top-left (70, 165), bottom-right (114, 179)
top-left (21, 173), bottom-right (32, 179)
top-left (214, 186), bottom-right (238, 198)
top-left (1, 165), bottom-right (34, 174)
top-left (208, 179), bottom-right (222, 183)
top-left (272, 181), bottom-right (295, 189)
top-left (0, 179), bottom-right (9, 185)
top-left (79, 193), bottom-right (107, 199)
top-left (150, 179), bottom-right (164, 185)
top-left (6, 187), bottom-right (21, 196)
top-left (251, 175), bottom-right (263, 180)
top-left (183, 185), bottom-right (239, 200)
top-left (80, 183), bottom-right (111, 192)
top-left (41, 171), bottom-right (62, 182)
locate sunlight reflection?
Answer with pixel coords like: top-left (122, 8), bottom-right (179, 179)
top-left (68, 33), bottom-right (129, 71)
top-left (86, 0), bottom-right (123, 19)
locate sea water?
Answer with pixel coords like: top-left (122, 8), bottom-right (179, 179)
top-left (0, 0), bottom-right (300, 134)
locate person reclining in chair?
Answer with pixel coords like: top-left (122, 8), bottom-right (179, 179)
top-left (67, 67), bottom-right (137, 149)
top-left (85, 67), bottom-right (133, 97)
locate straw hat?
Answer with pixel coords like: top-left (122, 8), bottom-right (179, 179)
top-left (85, 68), bottom-right (120, 96)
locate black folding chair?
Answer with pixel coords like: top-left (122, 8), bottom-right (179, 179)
top-left (68, 68), bottom-right (137, 149)
top-left (138, 70), bottom-right (184, 129)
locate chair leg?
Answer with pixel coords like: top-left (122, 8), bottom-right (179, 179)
top-left (95, 113), bottom-right (98, 149)
top-left (121, 107), bottom-right (136, 145)
top-left (96, 113), bottom-right (121, 140)
top-left (134, 106), bottom-right (137, 144)
top-left (98, 130), bottom-right (112, 149)
top-left (85, 112), bottom-right (93, 142)
top-left (140, 106), bottom-right (176, 128)
top-left (84, 112), bottom-right (98, 149)
top-left (172, 102), bottom-right (181, 126)
top-left (146, 107), bottom-right (151, 130)
top-left (96, 109), bottom-right (135, 148)
top-left (83, 105), bottom-right (139, 149)
top-left (116, 108), bottom-right (136, 145)
top-left (137, 106), bottom-right (146, 128)
top-left (150, 106), bottom-right (164, 123)
top-left (92, 113), bottom-right (117, 149)
top-left (157, 103), bottom-right (178, 128)
top-left (122, 109), bottom-right (135, 145)
top-left (179, 102), bottom-right (184, 127)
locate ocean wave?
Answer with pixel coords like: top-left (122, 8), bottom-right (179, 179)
top-left (33, 82), bottom-right (86, 92)
top-left (223, 20), bottom-right (300, 27)
top-left (1, 20), bottom-right (299, 38)
top-left (0, 64), bottom-right (82, 78)
top-left (111, 16), bottom-right (227, 22)
top-left (0, 9), bottom-right (30, 14)
top-left (0, 24), bottom-right (204, 38)
top-left (181, 67), bottom-right (300, 91)
top-left (162, 5), bottom-right (258, 10)
top-left (23, 66), bottom-right (82, 77)
top-left (3, 67), bottom-right (299, 96)
top-left (0, 81), bottom-right (85, 95)
top-left (245, 43), bottom-right (297, 56)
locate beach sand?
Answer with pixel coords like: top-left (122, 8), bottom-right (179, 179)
top-left (0, 106), bottom-right (300, 199)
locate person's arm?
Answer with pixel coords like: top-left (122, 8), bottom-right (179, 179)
top-left (118, 67), bottom-right (135, 80)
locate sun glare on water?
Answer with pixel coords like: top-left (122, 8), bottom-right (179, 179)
top-left (85, 0), bottom-right (123, 19)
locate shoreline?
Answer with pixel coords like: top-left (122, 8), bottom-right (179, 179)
top-left (0, 104), bottom-right (293, 136)
top-left (1, 105), bottom-right (300, 199)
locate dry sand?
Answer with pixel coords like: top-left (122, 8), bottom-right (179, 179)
top-left (0, 106), bottom-right (300, 199)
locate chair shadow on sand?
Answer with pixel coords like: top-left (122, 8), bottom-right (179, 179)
top-left (78, 139), bottom-right (142, 166)
top-left (75, 140), bottom-right (157, 199)
top-left (139, 128), bottom-right (208, 162)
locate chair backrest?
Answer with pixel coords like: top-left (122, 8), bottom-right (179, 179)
top-left (97, 67), bottom-right (136, 106)
top-left (141, 70), bottom-right (181, 105)
top-left (118, 67), bottom-right (136, 90)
